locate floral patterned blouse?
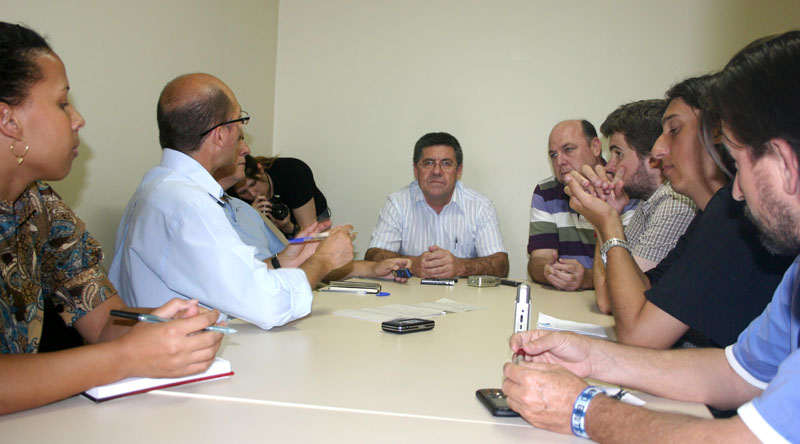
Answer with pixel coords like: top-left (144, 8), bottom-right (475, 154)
top-left (1, 182), bottom-right (112, 353)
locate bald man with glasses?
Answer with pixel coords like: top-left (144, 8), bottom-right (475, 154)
top-left (110, 73), bottom-right (355, 330)
top-left (365, 132), bottom-right (509, 278)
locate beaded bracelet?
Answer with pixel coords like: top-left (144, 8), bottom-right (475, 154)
top-left (571, 385), bottom-right (603, 438)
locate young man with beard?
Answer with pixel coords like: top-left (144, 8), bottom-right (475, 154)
top-left (590, 100), bottom-right (697, 313)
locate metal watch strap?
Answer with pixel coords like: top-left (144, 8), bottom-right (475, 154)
top-left (600, 237), bottom-right (630, 266)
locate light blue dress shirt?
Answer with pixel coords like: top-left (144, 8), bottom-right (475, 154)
top-left (223, 195), bottom-right (286, 260)
top-left (727, 257), bottom-right (800, 444)
top-left (367, 180), bottom-right (506, 258)
top-left (109, 149), bottom-right (312, 330)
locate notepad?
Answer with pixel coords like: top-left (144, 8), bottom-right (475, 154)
top-left (82, 357), bottom-right (233, 402)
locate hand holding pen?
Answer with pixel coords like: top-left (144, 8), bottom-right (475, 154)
top-left (111, 310), bottom-right (237, 334)
top-left (116, 299), bottom-right (224, 379)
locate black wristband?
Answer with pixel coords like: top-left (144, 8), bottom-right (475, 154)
top-left (271, 256), bottom-right (281, 269)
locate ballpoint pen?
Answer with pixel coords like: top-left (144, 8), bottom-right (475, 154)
top-left (288, 232), bottom-right (330, 244)
top-left (110, 310), bottom-right (237, 334)
top-left (288, 231), bottom-right (358, 244)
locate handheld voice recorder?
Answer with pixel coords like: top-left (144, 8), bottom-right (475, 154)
top-left (513, 283), bottom-right (531, 334)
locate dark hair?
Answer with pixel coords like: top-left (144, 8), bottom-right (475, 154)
top-left (579, 120), bottom-right (598, 145)
top-left (243, 154), bottom-right (277, 178)
top-left (665, 73), bottom-right (737, 177)
top-left (156, 80), bottom-right (233, 152)
top-left (665, 74), bottom-right (715, 111)
top-left (413, 132), bottom-right (463, 166)
top-left (226, 154), bottom-right (275, 198)
top-left (0, 22), bottom-right (53, 106)
top-left (705, 30), bottom-right (800, 162)
top-left (600, 99), bottom-right (667, 159)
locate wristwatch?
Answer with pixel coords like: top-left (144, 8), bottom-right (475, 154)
top-left (600, 238), bottom-right (630, 266)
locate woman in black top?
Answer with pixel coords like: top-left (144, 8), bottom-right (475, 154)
top-left (233, 155), bottom-right (330, 238)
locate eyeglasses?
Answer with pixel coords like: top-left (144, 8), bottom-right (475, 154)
top-left (417, 158), bottom-right (457, 171)
top-left (199, 110), bottom-right (250, 138)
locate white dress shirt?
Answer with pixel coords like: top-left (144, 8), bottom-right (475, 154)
top-left (367, 180), bottom-right (506, 258)
top-left (109, 149), bottom-right (312, 330)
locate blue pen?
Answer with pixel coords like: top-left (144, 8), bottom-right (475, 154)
top-left (288, 232), bottom-right (331, 244)
top-left (110, 310), bottom-right (237, 334)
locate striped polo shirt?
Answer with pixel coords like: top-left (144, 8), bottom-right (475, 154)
top-left (527, 176), bottom-right (638, 269)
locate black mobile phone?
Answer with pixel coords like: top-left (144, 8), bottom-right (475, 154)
top-left (392, 268), bottom-right (412, 278)
top-left (475, 388), bottom-right (520, 417)
top-left (381, 318), bottom-right (435, 334)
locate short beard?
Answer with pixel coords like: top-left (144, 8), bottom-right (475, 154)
top-left (743, 186), bottom-right (800, 256)
top-left (624, 160), bottom-right (658, 200)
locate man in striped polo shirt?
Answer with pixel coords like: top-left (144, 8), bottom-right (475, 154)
top-left (365, 132), bottom-right (508, 278)
top-left (527, 120), bottom-right (638, 291)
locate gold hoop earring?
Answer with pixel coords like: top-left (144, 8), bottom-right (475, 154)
top-left (10, 141), bottom-right (29, 165)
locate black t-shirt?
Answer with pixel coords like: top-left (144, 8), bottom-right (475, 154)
top-left (644, 183), bottom-right (794, 347)
top-left (267, 157), bottom-right (328, 224)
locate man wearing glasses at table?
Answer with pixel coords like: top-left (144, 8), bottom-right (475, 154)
top-left (109, 73), bottom-right (355, 330)
top-left (365, 132), bottom-right (509, 278)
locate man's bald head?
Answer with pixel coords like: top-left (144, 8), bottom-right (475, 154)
top-left (156, 73), bottom-right (237, 153)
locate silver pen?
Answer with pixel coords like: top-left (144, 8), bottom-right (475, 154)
top-left (110, 310), bottom-right (237, 334)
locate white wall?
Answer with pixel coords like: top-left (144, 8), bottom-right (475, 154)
top-left (3, 1), bottom-right (800, 279)
top-left (3, 0), bottom-right (279, 268)
top-left (273, 0), bottom-right (800, 279)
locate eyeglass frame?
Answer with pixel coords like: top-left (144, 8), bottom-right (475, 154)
top-left (416, 158), bottom-right (459, 171)
top-left (199, 110), bottom-right (250, 138)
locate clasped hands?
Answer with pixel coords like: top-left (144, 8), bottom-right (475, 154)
top-left (563, 164), bottom-right (630, 228)
top-left (411, 245), bottom-right (462, 278)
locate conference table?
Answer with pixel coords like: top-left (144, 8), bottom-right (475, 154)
top-left (1, 279), bottom-right (710, 442)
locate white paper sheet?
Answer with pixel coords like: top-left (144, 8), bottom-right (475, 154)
top-left (334, 299), bottom-right (483, 322)
top-left (536, 313), bottom-right (609, 338)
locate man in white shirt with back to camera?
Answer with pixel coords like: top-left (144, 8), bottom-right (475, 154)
top-left (109, 73), bottom-right (354, 330)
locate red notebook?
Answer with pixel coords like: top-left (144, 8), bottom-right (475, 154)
top-left (82, 357), bottom-right (233, 402)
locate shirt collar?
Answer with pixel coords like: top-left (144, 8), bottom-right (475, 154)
top-left (0, 182), bottom-right (43, 226)
top-left (161, 148), bottom-right (225, 201)
top-left (410, 180), bottom-right (464, 213)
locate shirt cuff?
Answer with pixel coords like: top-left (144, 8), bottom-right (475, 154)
top-left (737, 401), bottom-right (791, 444)
top-left (725, 345), bottom-right (769, 390)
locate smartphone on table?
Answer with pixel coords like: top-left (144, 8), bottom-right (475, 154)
top-left (475, 388), bottom-right (520, 417)
top-left (381, 318), bottom-right (435, 334)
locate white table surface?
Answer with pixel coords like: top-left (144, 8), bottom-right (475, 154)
top-left (166, 279), bottom-right (710, 420)
top-left (0, 279), bottom-right (710, 443)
